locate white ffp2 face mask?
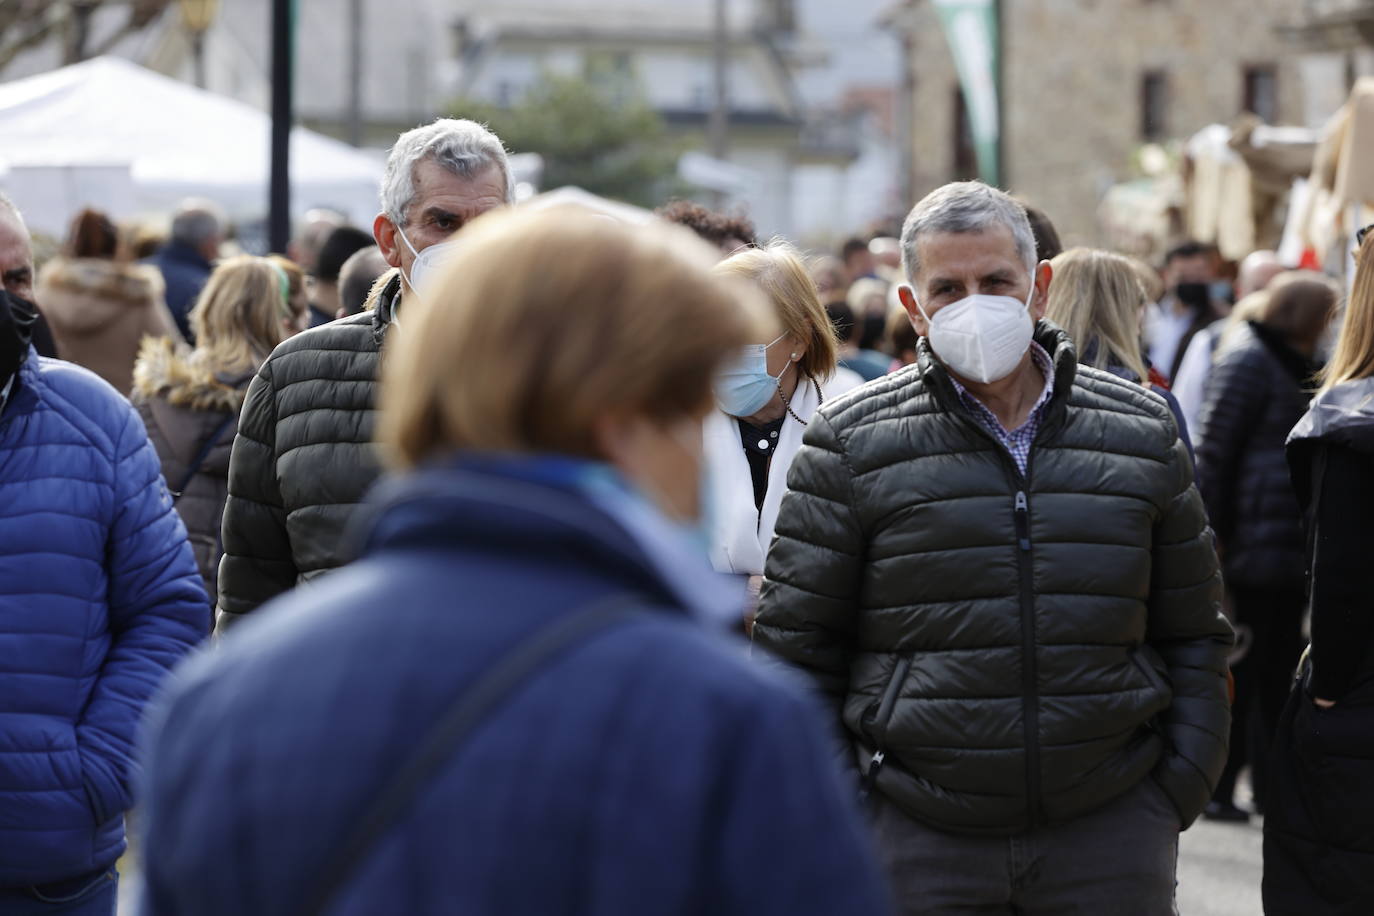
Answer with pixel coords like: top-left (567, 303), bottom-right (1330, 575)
top-left (397, 226), bottom-right (462, 295)
top-left (913, 279), bottom-right (1036, 384)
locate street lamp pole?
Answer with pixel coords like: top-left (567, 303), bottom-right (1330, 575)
top-left (993, 0), bottom-right (1005, 188)
top-left (269, 0), bottom-right (294, 253)
top-left (708, 0), bottom-right (730, 207)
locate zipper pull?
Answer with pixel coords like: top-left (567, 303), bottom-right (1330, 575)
top-left (859, 749), bottom-right (886, 803)
top-left (1014, 490), bottom-right (1031, 551)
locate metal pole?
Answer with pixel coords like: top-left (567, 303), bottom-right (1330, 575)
top-left (708, 0), bottom-right (730, 206)
top-left (896, 30), bottom-right (915, 207)
top-left (346, 0), bottom-right (362, 146)
top-left (993, 0), bottom-right (1005, 188)
top-left (268, 0), bottom-right (293, 252)
top-left (192, 30), bottom-right (206, 89)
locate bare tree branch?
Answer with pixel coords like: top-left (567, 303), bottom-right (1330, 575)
top-left (0, 0), bottom-right (175, 72)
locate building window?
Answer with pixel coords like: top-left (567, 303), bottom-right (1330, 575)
top-left (1243, 65), bottom-right (1278, 123)
top-left (953, 86), bottom-right (977, 180)
top-left (1140, 70), bottom-right (1168, 141)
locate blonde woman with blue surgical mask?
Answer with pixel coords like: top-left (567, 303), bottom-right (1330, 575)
top-left (704, 243), bottom-right (863, 582)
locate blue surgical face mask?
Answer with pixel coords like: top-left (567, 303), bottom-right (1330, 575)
top-left (577, 419), bottom-right (717, 559)
top-left (714, 332), bottom-right (789, 417)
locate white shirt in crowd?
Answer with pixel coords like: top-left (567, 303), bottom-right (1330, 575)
top-left (704, 368), bottom-right (864, 576)
top-left (1170, 328), bottom-right (1217, 444)
top-left (1145, 300), bottom-right (1194, 382)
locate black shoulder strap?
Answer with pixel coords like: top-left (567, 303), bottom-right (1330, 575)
top-left (171, 414), bottom-right (236, 501)
top-left (300, 595), bottom-right (642, 916)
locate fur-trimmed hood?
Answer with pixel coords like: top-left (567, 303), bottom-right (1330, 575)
top-left (132, 336), bottom-right (248, 414)
top-left (37, 257), bottom-right (165, 337)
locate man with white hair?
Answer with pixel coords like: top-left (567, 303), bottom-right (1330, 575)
top-left (145, 198), bottom-right (225, 342)
top-left (217, 118), bottom-right (512, 629)
top-left (754, 181), bottom-right (1232, 913)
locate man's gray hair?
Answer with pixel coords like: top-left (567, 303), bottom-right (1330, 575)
top-left (0, 193), bottom-right (25, 227)
top-left (900, 181), bottom-right (1037, 283)
top-left (380, 118), bottom-right (514, 225)
top-left (170, 198), bottom-right (226, 247)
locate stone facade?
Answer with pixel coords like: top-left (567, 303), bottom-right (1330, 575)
top-left (891, 0), bottom-right (1307, 246)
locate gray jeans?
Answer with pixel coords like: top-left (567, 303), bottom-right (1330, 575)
top-left (872, 777), bottom-right (1180, 915)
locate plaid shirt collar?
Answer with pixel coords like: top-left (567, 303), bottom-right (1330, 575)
top-left (948, 342), bottom-right (1056, 476)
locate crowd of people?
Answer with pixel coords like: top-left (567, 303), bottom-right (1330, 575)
top-left (0, 114), bottom-right (1369, 915)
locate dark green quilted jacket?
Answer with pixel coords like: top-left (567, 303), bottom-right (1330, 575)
top-left (216, 271), bottom-right (400, 631)
top-left (754, 322), bottom-right (1232, 835)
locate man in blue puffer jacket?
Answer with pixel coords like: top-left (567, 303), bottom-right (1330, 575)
top-left (0, 274), bottom-right (208, 913)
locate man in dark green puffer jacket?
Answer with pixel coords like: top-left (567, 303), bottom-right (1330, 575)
top-left (754, 182), bottom-right (1232, 914)
top-left (216, 118), bottom-right (513, 631)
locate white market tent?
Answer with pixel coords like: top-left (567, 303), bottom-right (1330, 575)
top-left (0, 56), bottom-right (382, 237)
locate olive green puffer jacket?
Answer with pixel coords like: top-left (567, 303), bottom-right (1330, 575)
top-left (754, 322), bottom-right (1232, 835)
top-left (216, 271), bottom-right (400, 631)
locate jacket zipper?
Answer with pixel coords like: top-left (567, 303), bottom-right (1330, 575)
top-left (1013, 487), bottom-right (1041, 827)
top-left (948, 405), bottom-right (1048, 831)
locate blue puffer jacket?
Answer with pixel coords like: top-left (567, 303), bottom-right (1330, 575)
top-left (143, 243), bottom-right (211, 343)
top-left (0, 353), bottom-right (208, 887)
top-left (139, 456), bottom-right (891, 916)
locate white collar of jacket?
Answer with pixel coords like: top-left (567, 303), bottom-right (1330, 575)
top-left (703, 369), bottom-right (863, 575)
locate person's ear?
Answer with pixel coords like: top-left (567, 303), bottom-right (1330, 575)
top-left (373, 213), bottom-right (403, 270)
top-left (898, 284), bottom-right (929, 337)
top-left (1029, 260), bottom-right (1052, 321)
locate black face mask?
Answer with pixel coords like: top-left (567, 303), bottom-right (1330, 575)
top-left (1174, 281), bottom-right (1211, 311)
top-left (0, 289), bottom-right (34, 390)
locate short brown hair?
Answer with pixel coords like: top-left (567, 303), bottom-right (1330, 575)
top-left (713, 242), bottom-right (839, 382)
top-left (380, 206), bottom-right (768, 469)
top-left (1261, 271), bottom-right (1338, 352)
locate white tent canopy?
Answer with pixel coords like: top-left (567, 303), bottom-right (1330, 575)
top-left (0, 56), bottom-right (383, 237)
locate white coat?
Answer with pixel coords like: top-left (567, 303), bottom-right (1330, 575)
top-left (705, 368), bottom-right (865, 575)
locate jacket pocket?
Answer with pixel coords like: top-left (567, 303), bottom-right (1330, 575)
top-left (1130, 645), bottom-right (1174, 751)
top-left (862, 654), bottom-right (913, 749)
top-left (1130, 645), bottom-right (1173, 704)
top-left (77, 746), bottom-right (123, 826)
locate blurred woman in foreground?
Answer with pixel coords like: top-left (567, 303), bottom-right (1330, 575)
top-left (132, 255), bottom-right (307, 607)
top-left (136, 206), bottom-right (891, 916)
top-left (1265, 232), bottom-right (1374, 914)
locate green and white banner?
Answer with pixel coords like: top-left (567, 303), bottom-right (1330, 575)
top-left (933, 0), bottom-right (1001, 186)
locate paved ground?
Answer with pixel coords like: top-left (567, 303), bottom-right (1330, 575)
top-left (118, 818), bottom-right (1267, 915)
top-left (1178, 815), bottom-right (1264, 915)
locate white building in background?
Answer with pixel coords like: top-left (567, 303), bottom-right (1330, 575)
top-left (0, 0), bottom-right (903, 241)
top-left (444, 0), bottom-right (855, 237)
top-left (790, 0), bottom-right (903, 242)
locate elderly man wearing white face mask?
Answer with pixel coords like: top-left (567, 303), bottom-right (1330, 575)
top-left (216, 118), bottom-right (512, 631)
top-left (703, 243), bottom-right (862, 584)
top-left (753, 181), bottom-right (1233, 915)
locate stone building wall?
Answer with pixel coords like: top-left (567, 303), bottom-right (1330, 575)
top-left (898, 0), bottom-right (1305, 247)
